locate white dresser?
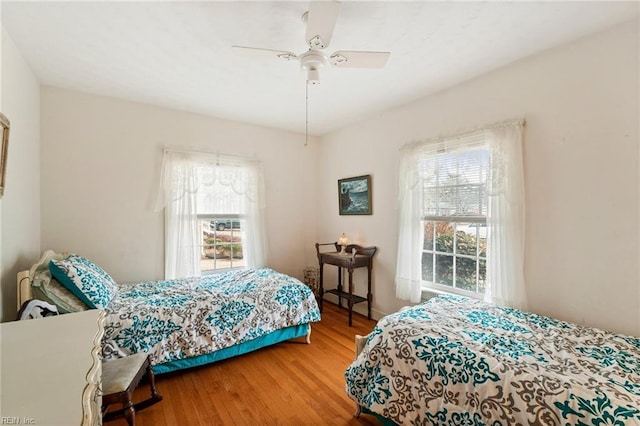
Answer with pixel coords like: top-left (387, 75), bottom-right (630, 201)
top-left (0, 309), bottom-right (105, 425)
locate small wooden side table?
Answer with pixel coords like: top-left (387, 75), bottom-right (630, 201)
top-left (315, 242), bottom-right (377, 326)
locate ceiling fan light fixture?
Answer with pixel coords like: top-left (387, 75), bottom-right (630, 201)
top-left (307, 69), bottom-right (320, 85)
top-left (300, 50), bottom-right (325, 85)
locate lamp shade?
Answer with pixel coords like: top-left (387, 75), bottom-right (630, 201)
top-left (338, 233), bottom-right (348, 246)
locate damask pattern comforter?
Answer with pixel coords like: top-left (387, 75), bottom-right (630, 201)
top-left (102, 268), bottom-right (320, 367)
top-left (345, 295), bottom-right (640, 425)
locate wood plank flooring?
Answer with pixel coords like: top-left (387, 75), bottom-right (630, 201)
top-left (107, 302), bottom-right (382, 426)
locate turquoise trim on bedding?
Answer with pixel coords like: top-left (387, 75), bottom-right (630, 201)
top-left (360, 407), bottom-right (398, 426)
top-left (153, 323), bottom-right (309, 374)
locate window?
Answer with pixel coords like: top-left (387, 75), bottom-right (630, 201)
top-left (421, 148), bottom-right (489, 296)
top-left (198, 216), bottom-right (244, 272)
top-left (194, 176), bottom-right (248, 273)
top-left (157, 150), bottom-right (266, 279)
top-left (395, 121), bottom-right (527, 309)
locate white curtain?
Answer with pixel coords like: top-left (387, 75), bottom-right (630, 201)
top-left (395, 120), bottom-right (527, 309)
top-left (484, 123), bottom-right (527, 310)
top-left (395, 144), bottom-right (424, 303)
top-left (156, 150), bottom-right (267, 279)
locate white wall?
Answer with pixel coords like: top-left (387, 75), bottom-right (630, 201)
top-left (318, 20), bottom-right (639, 336)
top-left (40, 88), bottom-right (319, 284)
top-left (0, 28), bottom-right (41, 322)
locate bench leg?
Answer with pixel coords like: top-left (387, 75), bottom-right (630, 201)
top-left (103, 355), bottom-right (162, 425)
top-left (130, 364), bottom-right (163, 413)
top-left (123, 397), bottom-right (135, 426)
top-left (147, 364), bottom-right (162, 401)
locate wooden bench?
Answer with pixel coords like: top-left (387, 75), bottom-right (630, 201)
top-left (102, 353), bottom-right (163, 426)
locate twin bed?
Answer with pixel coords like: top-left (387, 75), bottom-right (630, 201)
top-left (19, 251), bottom-right (320, 374)
top-left (346, 294), bottom-right (640, 425)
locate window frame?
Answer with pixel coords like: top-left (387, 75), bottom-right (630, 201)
top-left (419, 146), bottom-right (490, 299)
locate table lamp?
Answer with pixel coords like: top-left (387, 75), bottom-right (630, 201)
top-left (338, 233), bottom-right (348, 255)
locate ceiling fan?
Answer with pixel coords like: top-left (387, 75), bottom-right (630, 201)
top-left (232, 1), bottom-right (391, 85)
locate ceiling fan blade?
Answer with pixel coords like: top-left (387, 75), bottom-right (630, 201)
top-left (232, 46), bottom-right (298, 61)
top-left (305, 1), bottom-right (341, 50)
top-left (330, 51), bottom-right (391, 68)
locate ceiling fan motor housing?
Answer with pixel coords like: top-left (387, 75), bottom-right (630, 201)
top-left (300, 50), bottom-right (326, 84)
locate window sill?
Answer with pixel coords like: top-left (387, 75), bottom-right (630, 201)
top-left (202, 266), bottom-right (244, 276)
top-left (421, 286), bottom-right (484, 302)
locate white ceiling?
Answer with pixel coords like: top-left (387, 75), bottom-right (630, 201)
top-left (2, 1), bottom-right (638, 136)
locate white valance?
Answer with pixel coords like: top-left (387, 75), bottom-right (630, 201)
top-left (155, 150), bottom-right (265, 211)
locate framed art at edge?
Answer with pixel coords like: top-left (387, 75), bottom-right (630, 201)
top-left (338, 175), bottom-right (372, 215)
top-left (0, 113), bottom-right (9, 198)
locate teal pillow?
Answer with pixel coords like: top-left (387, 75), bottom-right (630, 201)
top-left (49, 255), bottom-right (117, 309)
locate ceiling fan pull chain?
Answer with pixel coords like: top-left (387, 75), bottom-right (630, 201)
top-left (305, 82), bottom-right (309, 147)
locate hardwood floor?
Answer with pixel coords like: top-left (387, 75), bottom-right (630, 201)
top-left (108, 302), bottom-right (382, 425)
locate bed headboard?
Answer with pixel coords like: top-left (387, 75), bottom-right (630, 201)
top-left (17, 270), bottom-right (32, 309)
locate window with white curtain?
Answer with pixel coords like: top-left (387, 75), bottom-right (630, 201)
top-left (156, 150), bottom-right (267, 280)
top-left (395, 120), bottom-right (528, 310)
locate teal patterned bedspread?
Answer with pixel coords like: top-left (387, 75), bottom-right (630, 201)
top-left (102, 268), bottom-right (320, 366)
top-left (345, 295), bottom-right (640, 425)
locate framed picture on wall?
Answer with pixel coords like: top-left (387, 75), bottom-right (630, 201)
top-left (0, 113), bottom-right (9, 198)
top-left (338, 174), bottom-right (372, 215)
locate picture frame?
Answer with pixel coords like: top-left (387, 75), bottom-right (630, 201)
top-left (338, 174), bottom-right (372, 215)
top-left (0, 113), bottom-right (9, 198)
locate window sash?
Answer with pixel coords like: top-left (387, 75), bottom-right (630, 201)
top-left (197, 214), bottom-right (245, 273)
top-left (420, 148), bottom-right (489, 219)
top-left (421, 215), bottom-right (487, 296)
